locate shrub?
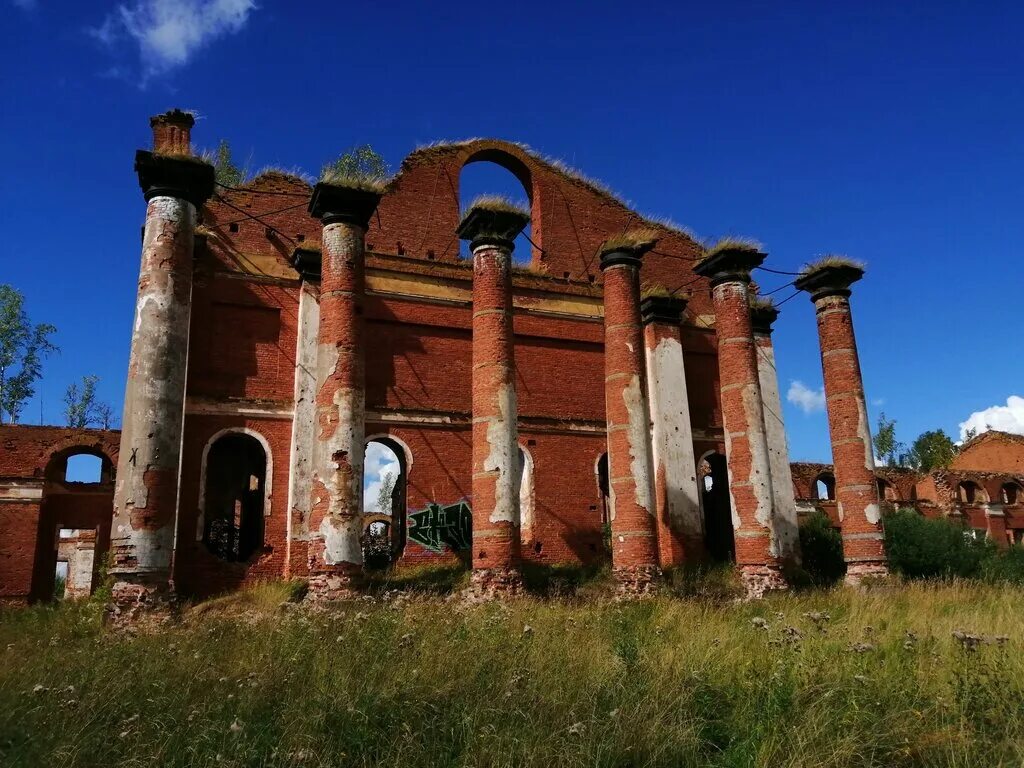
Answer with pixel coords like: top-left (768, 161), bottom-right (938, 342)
top-left (981, 544), bottom-right (1024, 585)
top-left (798, 511), bottom-right (846, 586)
top-left (883, 508), bottom-right (992, 579)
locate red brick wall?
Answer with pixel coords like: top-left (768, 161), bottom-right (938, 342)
top-left (0, 426), bottom-right (119, 603)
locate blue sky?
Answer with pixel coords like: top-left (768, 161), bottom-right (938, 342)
top-left (2, 0), bottom-right (1022, 477)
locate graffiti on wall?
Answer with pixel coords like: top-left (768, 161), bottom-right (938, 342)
top-left (407, 500), bottom-right (472, 553)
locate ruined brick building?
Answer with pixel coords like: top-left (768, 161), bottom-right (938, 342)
top-left (1, 109), bottom-right (897, 607)
top-left (794, 430), bottom-right (1024, 545)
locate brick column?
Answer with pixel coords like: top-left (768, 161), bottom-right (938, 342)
top-left (110, 110), bottom-right (214, 618)
top-left (285, 247), bottom-right (322, 578)
top-left (306, 183), bottom-right (382, 599)
top-left (599, 236), bottom-right (660, 592)
top-left (750, 301), bottom-right (800, 565)
top-left (457, 201), bottom-right (529, 597)
top-left (641, 295), bottom-right (703, 567)
top-left (695, 245), bottom-right (785, 596)
top-left (795, 262), bottom-right (887, 582)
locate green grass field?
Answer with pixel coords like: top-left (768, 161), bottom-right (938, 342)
top-left (1, 575), bottom-right (1022, 767)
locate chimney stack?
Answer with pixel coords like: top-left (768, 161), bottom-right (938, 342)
top-left (150, 109), bottom-right (194, 155)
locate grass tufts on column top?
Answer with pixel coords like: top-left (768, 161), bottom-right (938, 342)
top-left (800, 254), bottom-right (866, 275)
top-left (464, 195), bottom-right (530, 219)
top-left (749, 295), bottom-right (776, 313)
top-left (318, 168), bottom-right (390, 193)
top-left (600, 227), bottom-right (660, 255)
top-left (699, 236), bottom-right (764, 263)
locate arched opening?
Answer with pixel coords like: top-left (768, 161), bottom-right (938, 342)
top-left (65, 454), bottom-right (103, 483)
top-left (202, 433), bottom-right (267, 562)
top-left (958, 481), bottom-right (984, 505)
top-left (517, 446), bottom-right (536, 550)
top-left (45, 448), bottom-right (114, 485)
top-left (596, 453), bottom-right (611, 555)
top-left (699, 452), bottom-right (735, 563)
top-left (876, 478), bottom-right (896, 502)
top-left (815, 473), bottom-right (836, 501)
top-left (460, 154), bottom-right (535, 265)
top-left (30, 447), bottom-right (115, 602)
top-left (362, 437), bottom-right (409, 567)
top-left (1002, 483), bottom-right (1022, 505)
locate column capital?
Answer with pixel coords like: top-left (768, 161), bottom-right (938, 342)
top-left (598, 229), bottom-right (658, 271)
top-left (640, 294), bottom-right (687, 326)
top-left (135, 150), bottom-right (215, 208)
top-left (290, 246), bottom-right (322, 281)
top-left (457, 199), bottom-right (529, 252)
top-left (750, 299), bottom-right (780, 335)
top-left (309, 181), bottom-right (383, 228)
top-left (693, 241), bottom-right (766, 286)
top-left (794, 260), bottom-right (864, 301)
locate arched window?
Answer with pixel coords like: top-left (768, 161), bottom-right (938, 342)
top-left (362, 437), bottom-right (410, 562)
top-left (202, 432), bottom-right (268, 562)
top-left (45, 448), bottom-right (113, 484)
top-left (876, 478), bottom-right (896, 502)
top-left (816, 473), bottom-right (836, 501)
top-left (1003, 483), bottom-right (1023, 505)
top-left (958, 481), bottom-right (984, 505)
top-left (517, 446), bottom-right (536, 549)
top-left (460, 153), bottom-right (535, 265)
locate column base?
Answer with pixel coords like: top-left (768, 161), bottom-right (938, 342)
top-left (738, 564), bottom-right (788, 600)
top-left (107, 579), bottom-right (176, 629)
top-left (613, 565), bottom-right (663, 598)
top-left (462, 567), bottom-right (523, 602)
top-left (844, 561), bottom-right (889, 587)
top-left (306, 568), bottom-right (362, 602)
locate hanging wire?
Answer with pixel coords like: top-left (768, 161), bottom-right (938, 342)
top-left (214, 181), bottom-right (309, 198)
top-left (755, 265), bottom-right (803, 276)
top-left (214, 200), bottom-right (309, 226)
top-left (758, 279), bottom-right (797, 297)
top-left (774, 290), bottom-right (802, 307)
top-left (213, 194), bottom-right (297, 246)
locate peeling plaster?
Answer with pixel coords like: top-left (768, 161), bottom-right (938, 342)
top-left (287, 285), bottom-right (320, 542)
top-left (756, 342), bottom-right (799, 559)
top-left (856, 397), bottom-right (876, 473)
top-left (645, 335), bottom-right (702, 537)
top-left (622, 375), bottom-right (654, 515)
top-left (111, 195), bottom-right (195, 578)
top-left (741, 384), bottom-right (775, 533)
top-left (484, 382), bottom-right (521, 525)
top-left (864, 502), bottom-right (881, 525)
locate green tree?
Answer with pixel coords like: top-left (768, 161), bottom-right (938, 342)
top-left (377, 471), bottom-right (396, 515)
top-left (95, 402), bottom-right (117, 430)
top-left (213, 139), bottom-right (245, 186)
top-left (64, 375), bottom-right (99, 428)
top-left (321, 145), bottom-right (389, 183)
top-left (873, 412), bottom-right (905, 466)
top-left (903, 429), bottom-right (959, 472)
top-left (0, 285), bottom-right (57, 424)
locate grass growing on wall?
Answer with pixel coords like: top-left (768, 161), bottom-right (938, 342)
top-left (2, 579), bottom-right (1024, 767)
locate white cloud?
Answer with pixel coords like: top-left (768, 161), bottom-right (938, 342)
top-left (92, 0), bottom-right (256, 80)
top-left (362, 442), bottom-right (401, 514)
top-left (959, 395), bottom-right (1024, 442)
top-left (787, 380), bottom-right (826, 414)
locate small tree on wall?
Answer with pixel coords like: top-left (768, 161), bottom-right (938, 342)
top-left (377, 472), bottom-right (396, 515)
top-left (903, 429), bottom-right (959, 472)
top-left (321, 145), bottom-right (389, 183)
top-left (0, 285), bottom-right (57, 424)
top-left (873, 412), bottom-right (905, 466)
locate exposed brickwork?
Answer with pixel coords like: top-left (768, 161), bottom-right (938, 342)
top-left (701, 265), bottom-right (783, 593)
top-left (0, 426), bottom-right (118, 604)
top-left (797, 266), bottom-right (887, 581)
top-left (468, 237), bottom-right (523, 584)
top-left (304, 185), bottom-right (381, 599)
top-left (600, 249), bottom-right (659, 587)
